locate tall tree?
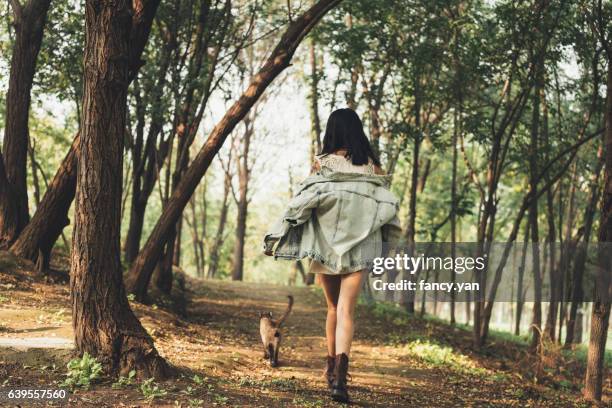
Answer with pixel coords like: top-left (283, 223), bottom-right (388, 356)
top-left (126, 0), bottom-right (344, 301)
top-left (584, 1), bottom-right (611, 401)
top-left (208, 148), bottom-right (235, 279)
top-left (10, 0), bottom-right (162, 266)
top-left (148, 0), bottom-right (237, 294)
top-left (0, 0), bottom-right (52, 248)
top-left (231, 115), bottom-right (254, 281)
top-left (70, 0), bottom-right (169, 378)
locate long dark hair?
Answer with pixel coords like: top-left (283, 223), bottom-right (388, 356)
top-left (320, 108), bottom-right (381, 166)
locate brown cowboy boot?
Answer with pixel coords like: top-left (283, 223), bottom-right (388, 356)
top-left (325, 355), bottom-right (335, 389)
top-left (331, 353), bottom-right (349, 403)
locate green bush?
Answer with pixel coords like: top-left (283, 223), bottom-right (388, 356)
top-left (60, 352), bottom-right (103, 390)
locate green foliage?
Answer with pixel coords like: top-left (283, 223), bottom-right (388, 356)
top-left (36, 0), bottom-right (84, 105)
top-left (213, 393), bottom-right (229, 404)
top-left (111, 370), bottom-right (136, 389)
top-left (188, 399), bottom-right (205, 407)
top-left (140, 378), bottom-right (168, 401)
top-left (60, 353), bottom-right (103, 390)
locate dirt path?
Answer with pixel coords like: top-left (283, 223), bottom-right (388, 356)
top-left (0, 256), bottom-right (601, 407)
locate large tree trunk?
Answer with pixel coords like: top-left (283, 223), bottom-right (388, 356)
top-left (126, 0), bottom-right (343, 301)
top-left (583, 58), bottom-right (612, 403)
top-left (9, 0), bottom-right (161, 264)
top-left (0, 0), bottom-right (52, 248)
top-left (71, 0), bottom-right (169, 378)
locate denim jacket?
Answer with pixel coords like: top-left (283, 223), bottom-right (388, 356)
top-left (263, 168), bottom-right (401, 274)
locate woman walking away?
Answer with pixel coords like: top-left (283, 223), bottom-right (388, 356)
top-left (264, 108), bottom-right (401, 403)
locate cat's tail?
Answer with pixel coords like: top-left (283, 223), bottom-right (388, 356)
top-left (277, 295), bottom-right (293, 327)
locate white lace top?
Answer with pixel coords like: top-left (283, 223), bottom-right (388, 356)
top-left (316, 153), bottom-right (377, 175)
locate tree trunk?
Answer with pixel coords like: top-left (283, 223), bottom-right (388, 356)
top-left (173, 218), bottom-right (182, 267)
top-left (557, 162), bottom-right (578, 342)
top-left (0, 0), bottom-right (52, 247)
top-left (208, 169), bottom-right (231, 278)
top-left (565, 148), bottom-right (603, 346)
top-left (583, 58), bottom-right (612, 403)
top-left (10, 0), bottom-right (162, 263)
top-left (124, 198), bottom-right (147, 264)
top-left (71, 0), bottom-right (169, 378)
top-left (152, 236), bottom-right (175, 295)
top-left (515, 223), bottom-right (530, 336)
top-left (124, 25), bottom-right (172, 265)
top-left (187, 194), bottom-right (204, 276)
top-left (542, 91), bottom-right (558, 342)
top-left (477, 122), bottom-right (594, 345)
top-left (308, 38), bottom-right (322, 159)
top-left (450, 93), bottom-right (460, 326)
top-left (231, 118), bottom-right (253, 281)
top-left (231, 197), bottom-right (247, 281)
top-left (529, 53), bottom-right (543, 351)
top-left (10, 140), bottom-right (76, 262)
top-left (126, 0), bottom-right (343, 301)
top-left (402, 76), bottom-right (421, 314)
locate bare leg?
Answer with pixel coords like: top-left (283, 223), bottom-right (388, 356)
top-left (335, 270), bottom-right (366, 356)
top-left (320, 273), bottom-right (341, 356)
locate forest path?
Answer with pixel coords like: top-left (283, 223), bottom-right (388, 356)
top-left (181, 280), bottom-right (582, 407)
top-left (0, 257), bottom-right (594, 406)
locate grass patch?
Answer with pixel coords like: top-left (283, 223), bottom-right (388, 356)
top-left (401, 339), bottom-right (488, 376)
top-left (238, 377), bottom-right (299, 392)
top-left (365, 299), bottom-right (412, 325)
top-left (487, 328), bottom-right (530, 346)
top-left (563, 344), bottom-right (612, 367)
top-left (291, 397), bottom-right (325, 407)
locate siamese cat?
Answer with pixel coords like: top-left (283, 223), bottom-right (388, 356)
top-left (259, 295), bottom-right (293, 367)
